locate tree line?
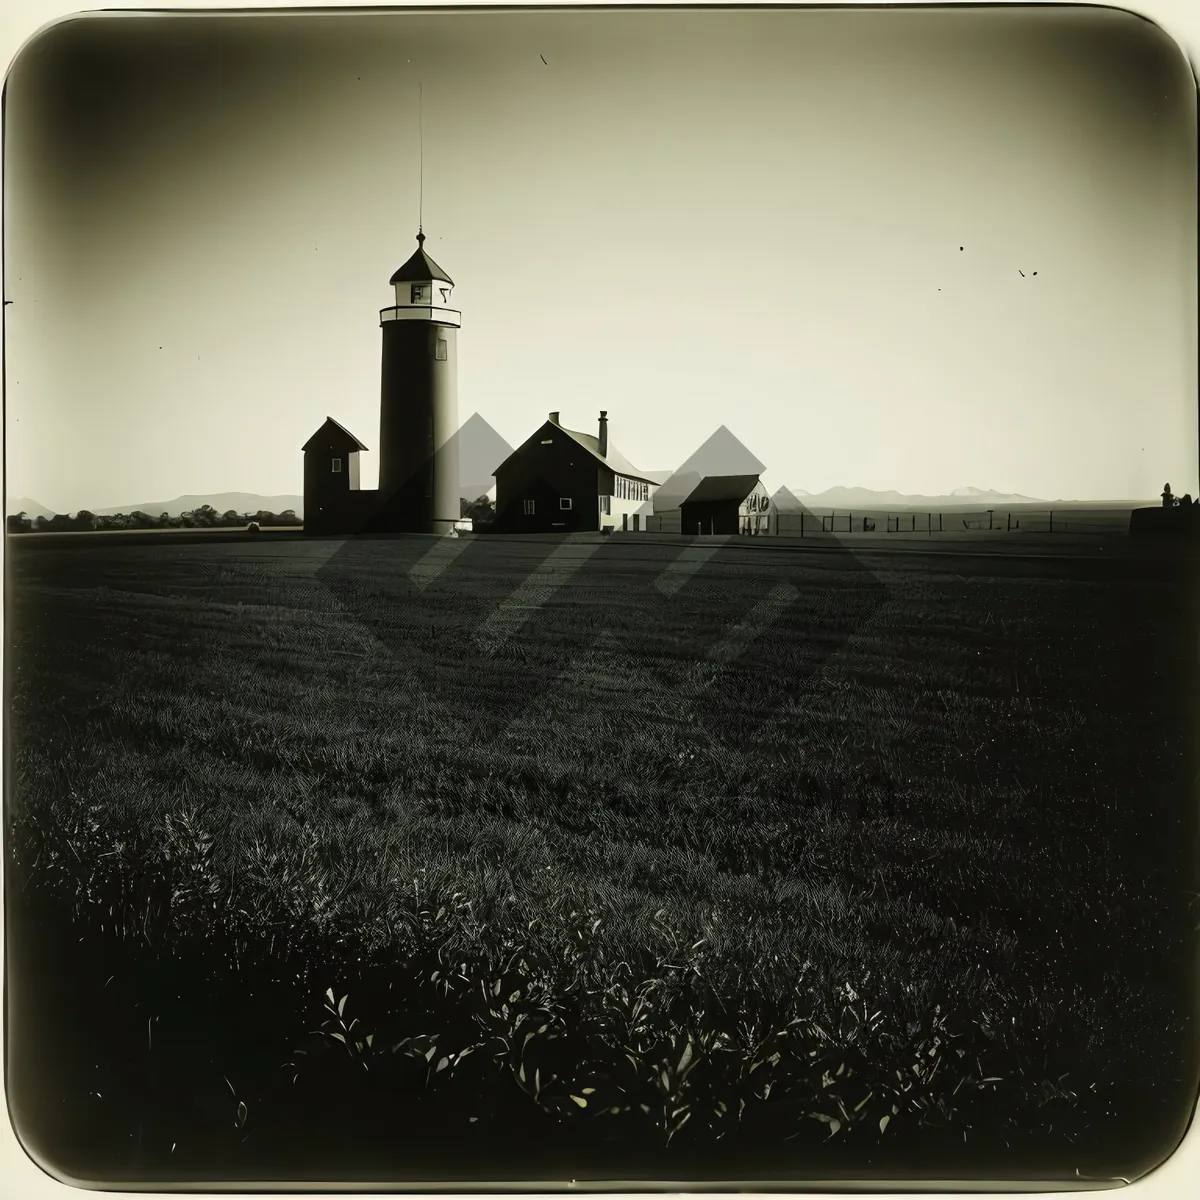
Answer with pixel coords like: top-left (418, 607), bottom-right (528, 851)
top-left (9, 497), bottom-right (495, 534)
top-left (6, 505), bottom-right (303, 534)
top-left (460, 495), bottom-right (496, 525)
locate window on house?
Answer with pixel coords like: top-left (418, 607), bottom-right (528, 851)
top-left (331, 458), bottom-right (342, 473)
top-left (560, 497), bottom-right (573, 510)
top-left (524, 499), bottom-right (536, 515)
top-left (436, 339), bottom-right (448, 361)
top-left (411, 284), bottom-right (431, 304)
top-left (599, 495), bottom-right (611, 515)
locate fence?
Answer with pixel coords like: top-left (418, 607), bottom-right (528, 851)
top-left (644, 509), bottom-right (1132, 537)
top-left (777, 509), bottom-right (1131, 536)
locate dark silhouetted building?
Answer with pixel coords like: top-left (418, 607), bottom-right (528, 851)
top-left (648, 427), bottom-right (769, 533)
top-left (302, 417), bottom-right (375, 535)
top-left (493, 411), bottom-right (658, 533)
top-left (301, 231), bottom-right (462, 535)
top-left (376, 232), bottom-right (461, 532)
top-left (679, 474), bottom-right (772, 536)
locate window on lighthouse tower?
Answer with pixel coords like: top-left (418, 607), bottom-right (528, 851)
top-left (411, 284), bottom-right (432, 304)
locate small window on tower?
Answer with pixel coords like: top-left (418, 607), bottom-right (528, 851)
top-left (560, 498), bottom-right (573, 511)
top-left (436, 339), bottom-right (448, 361)
top-left (331, 458), bottom-right (342, 473)
top-left (524, 500), bottom-right (536, 515)
top-left (411, 284), bottom-right (431, 304)
top-left (439, 288), bottom-right (450, 303)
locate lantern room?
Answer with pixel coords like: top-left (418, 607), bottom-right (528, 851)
top-left (382, 230), bottom-right (460, 327)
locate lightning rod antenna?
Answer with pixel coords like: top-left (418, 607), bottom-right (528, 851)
top-left (418, 80), bottom-right (424, 236)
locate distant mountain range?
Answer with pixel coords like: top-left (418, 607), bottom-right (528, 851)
top-left (644, 427), bottom-right (1059, 513)
top-left (4, 473), bottom-right (1152, 526)
top-left (95, 493), bottom-right (305, 518)
top-left (775, 485), bottom-right (1049, 509)
top-left (6, 497), bottom-right (58, 521)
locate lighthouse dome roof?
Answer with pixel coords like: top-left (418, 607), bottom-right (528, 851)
top-left (389, 232), bottom-right (454, 286)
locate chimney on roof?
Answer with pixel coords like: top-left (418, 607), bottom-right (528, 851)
top-left (549, 411), bottom-right (560, 426)
top-left (598, 410), bottom-right (608, 458)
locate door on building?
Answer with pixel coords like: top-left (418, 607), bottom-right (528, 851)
top-left (622, 513), bottom-right (628, 532)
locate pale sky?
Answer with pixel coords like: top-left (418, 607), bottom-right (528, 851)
top-left (3, 6), bottom-right (1196, 513)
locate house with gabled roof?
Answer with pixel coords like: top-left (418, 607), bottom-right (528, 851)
top-left (492, 411), bottom-right (659, 533)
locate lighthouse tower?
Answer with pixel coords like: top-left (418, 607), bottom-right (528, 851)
top-left (376, 230), bottom-right (461, 533)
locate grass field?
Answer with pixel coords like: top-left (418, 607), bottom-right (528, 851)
top-left (5, 530), bottom-right (1198, 1185)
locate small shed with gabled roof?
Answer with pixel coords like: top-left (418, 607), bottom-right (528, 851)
top-left (680, 474), bottom-right (772, 536)
top-left (302, 416), bottom-right (371, 533)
